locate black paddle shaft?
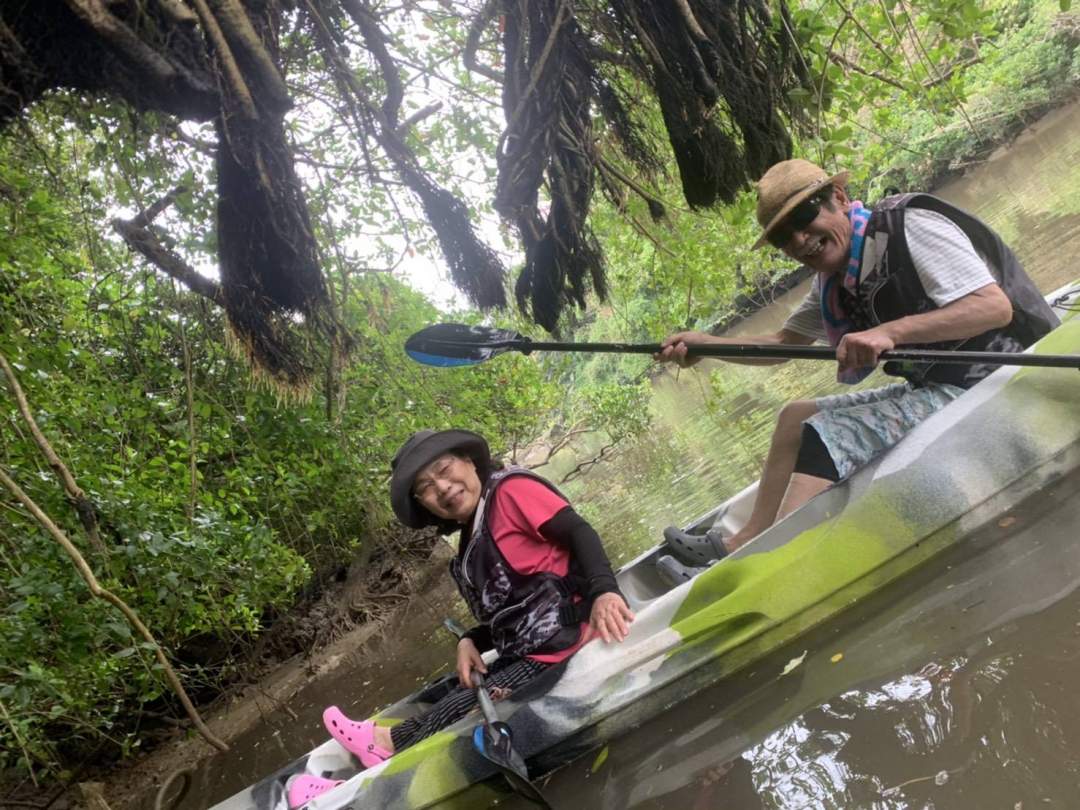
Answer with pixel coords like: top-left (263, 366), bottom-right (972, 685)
top-left (519, 339), bottom-right (1080, 368)
top-left (404, 323), bottom-right (1080, 369)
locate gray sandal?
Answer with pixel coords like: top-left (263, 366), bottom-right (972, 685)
top-left (662, 525), bottom-right (729, 567)
top-left (655, 554), bottom-right (708, 588)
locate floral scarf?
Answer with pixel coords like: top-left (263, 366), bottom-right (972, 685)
top-left (820, 201), bottom-right (872, 383)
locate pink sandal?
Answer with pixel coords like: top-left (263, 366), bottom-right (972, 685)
top-left (287, 774), bottom-right (343, 808)
top-left (322, 706), bottom-right (392, 768)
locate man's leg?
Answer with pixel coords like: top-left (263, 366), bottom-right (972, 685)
top-left (777, 472), bottom-right (832, 519)
top-left (726, 399), bottom-right (819, 550)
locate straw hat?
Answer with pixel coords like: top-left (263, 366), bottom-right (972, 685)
top-left (752, 159), bottom-right (849, 250)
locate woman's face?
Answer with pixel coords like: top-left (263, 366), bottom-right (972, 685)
top-left (412, 452), bottom-right (482, 523)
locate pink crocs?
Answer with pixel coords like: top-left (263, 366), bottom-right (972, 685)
top-left (322, 706), bottom-right (393, 768)
top-left (287, 774), bottom-right (343, 809)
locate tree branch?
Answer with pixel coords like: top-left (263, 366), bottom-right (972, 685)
top-left (828, 52), bottom-right (907, 91)
top-left (0, 354), bottom-right (107, 558)
top-left (189, 0), bottom-right (258, 121)
top-left (672, 0), bottom-right (709, 41)
top-left (559, 442), bottom-right (617, 484)
top-left (111, 212), bottom-right (225, 307)
top-left (0, 696), bottom-right (38, 787)
top-left (464, 0), bottom-right (504, 83)
top-left (62, 0), bottom-right (183, 86)
top-left (338, 0), bottom-right (406, 124)
top-left (833, 0), bottom-right (895, 65)
top-left (923, 55), bottom-right (982, 88)
top-left (395, 101), bottom-right (442, 137)
top-left (206, 0), bottom-right (292, 111)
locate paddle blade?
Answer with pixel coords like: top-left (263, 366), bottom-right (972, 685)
top-left (405, 323), bottom-right (526, 367)
top-left (472, 722), bottom-right (552, 807)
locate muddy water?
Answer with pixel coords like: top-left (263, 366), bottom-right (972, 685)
top-left (180, 104), bottom-right (1080, 808)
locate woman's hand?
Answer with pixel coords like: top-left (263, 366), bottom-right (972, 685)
top-left (589, 592), bottom-right (635, 644)
top-left (456, 637), bottom-right (487, 687)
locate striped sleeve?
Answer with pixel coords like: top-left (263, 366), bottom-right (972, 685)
top-left (782, 276), bottom-right (827, 341)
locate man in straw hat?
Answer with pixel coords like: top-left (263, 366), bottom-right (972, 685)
top-left (653, 158), bottom-right (1057, 577)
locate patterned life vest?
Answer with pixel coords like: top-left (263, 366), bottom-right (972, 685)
top-left (448, 468), bottom-right (587, 658)
top-left (841, 193), bottom-right (1058, 387)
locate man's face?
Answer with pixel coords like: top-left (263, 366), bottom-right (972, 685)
top-left (776, 186), bottom-right (853, 275)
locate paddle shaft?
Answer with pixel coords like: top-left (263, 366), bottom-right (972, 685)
top-left (473, 672), bottom-right (500, 725)
top-left (505, 339), bottom-right (1080, 368)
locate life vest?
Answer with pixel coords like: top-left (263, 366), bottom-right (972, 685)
top-left (841, 193), bottom-right (1058, 387)
top-left (449, 468), bottom-right (587, 658)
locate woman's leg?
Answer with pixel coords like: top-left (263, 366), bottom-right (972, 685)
top-left (389, 657), bottom-right (548, 752)
top-left (726, 399), bottom-right (819, 550)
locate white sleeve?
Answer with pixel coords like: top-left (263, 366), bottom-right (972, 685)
top-left (904, 208), bottom-right (996, 307)
top-left (781, 277), bottom-right (827, 341)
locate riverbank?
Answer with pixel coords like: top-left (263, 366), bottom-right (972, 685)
top-left (0, 532), bottom-right (456, 810)
top-left (94, 542), bottom-right (459, 810)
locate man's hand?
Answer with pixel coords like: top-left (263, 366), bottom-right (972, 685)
top-left (455, 637), bottom-right (487, 687)
top-left (589, 592), bottom-right (635, 644)
top-left (836, 326), bottom-right (896, 371)
top-left (655, 331), bottom-right (713, 367)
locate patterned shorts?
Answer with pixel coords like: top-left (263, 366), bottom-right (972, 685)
top-left (806, 381), bottom-right (965, 479)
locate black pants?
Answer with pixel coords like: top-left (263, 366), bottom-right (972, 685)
top-left (390, 656), bottom-right (549, 751)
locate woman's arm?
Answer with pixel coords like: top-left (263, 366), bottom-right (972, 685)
top-left (540, 507), bottom-right (635, 642)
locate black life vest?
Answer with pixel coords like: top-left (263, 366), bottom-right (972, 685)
top-left (842, 193), bottom-right (1058, 387)
top-left (449, 468), bottom-right (587, 658)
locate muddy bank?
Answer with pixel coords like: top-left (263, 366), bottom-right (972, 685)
top-left (108, 538), bottom-right (458, 810)
top-left (1, 533), bottom-right (457, 810)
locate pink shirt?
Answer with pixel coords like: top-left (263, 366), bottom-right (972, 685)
top-left (488, 476), bottom-right (594, 663)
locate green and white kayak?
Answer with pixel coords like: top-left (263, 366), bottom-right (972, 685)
top-left (212, 284), bottom-right (1080, 810)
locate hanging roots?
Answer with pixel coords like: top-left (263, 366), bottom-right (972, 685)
top-left (486, 0), bottom-right (808, 330)
top-left (498, 0), bottom-right (605, 332)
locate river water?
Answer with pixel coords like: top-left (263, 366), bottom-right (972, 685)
top-left (178, 103), bottom-right (1080, 808)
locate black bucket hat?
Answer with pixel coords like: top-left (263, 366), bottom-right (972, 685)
top-left (390, 429), bottom-right (491, 528)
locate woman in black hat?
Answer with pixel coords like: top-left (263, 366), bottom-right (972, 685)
top-left (288, 429), bottom-right (634, 807)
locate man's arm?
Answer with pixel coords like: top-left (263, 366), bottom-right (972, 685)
top-left (657, 328), bottom-right (817, 368)
top-left (836, 282), bottom-right (1012, 371)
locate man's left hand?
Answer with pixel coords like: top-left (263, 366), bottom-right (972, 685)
top-left (836, 327), bottom-right (896, 371)
top-left (589, 592), bottom-right (635, 644)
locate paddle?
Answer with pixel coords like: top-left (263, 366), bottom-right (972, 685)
top-left (405, 322), bottom-right (1080, 370)
top-left (471, 671), bottom-right (553, 808)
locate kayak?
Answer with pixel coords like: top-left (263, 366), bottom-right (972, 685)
top-left (212, 283), bottom-right (1080, 810)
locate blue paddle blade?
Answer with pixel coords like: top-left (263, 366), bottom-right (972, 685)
top-left (472, 721), bottom-right (551, 807)
top-left (404, 323), bottom-right (526, 367)
top-left (404, 349), bottom-right (481, 367)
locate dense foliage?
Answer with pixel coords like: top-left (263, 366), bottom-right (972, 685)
top-left (0, 0), bottom-right (1077, 790)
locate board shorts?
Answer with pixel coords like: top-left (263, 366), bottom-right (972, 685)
top-left (804, 381), bottom-right (965, 480)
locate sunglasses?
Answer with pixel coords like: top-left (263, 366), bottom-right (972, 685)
top-left (767, 188), bottom-right (832, 249)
